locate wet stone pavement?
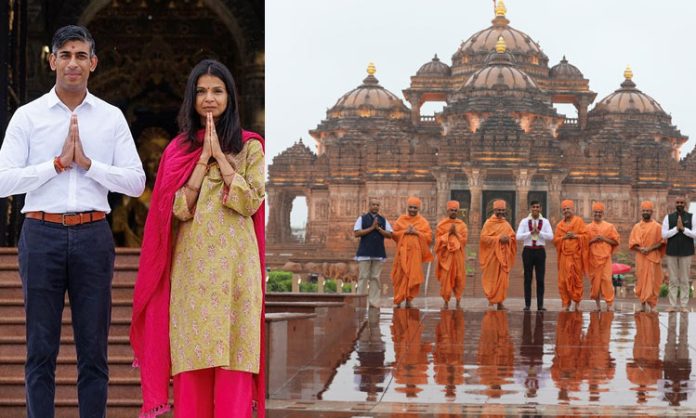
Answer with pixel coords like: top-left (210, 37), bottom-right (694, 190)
top-left (267, 297), bottom-right (696, 417)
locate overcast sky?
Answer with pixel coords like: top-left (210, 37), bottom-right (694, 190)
top-left (266, 0), bottom-right (696, 226)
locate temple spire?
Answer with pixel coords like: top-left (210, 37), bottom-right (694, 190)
top-left (495, 36), bottom-right (507, 54)
top-left (495, 0), bottom-right (507, 17)
top-left (367, 62), bottom-right (376, 76)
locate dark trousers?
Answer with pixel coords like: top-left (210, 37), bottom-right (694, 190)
top-left (18, 219), bottom-right (115, 418)
top-left (522, 247), bottom-right (546, 309)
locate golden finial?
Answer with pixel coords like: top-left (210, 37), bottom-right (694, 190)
top-left (495, 0), bottom-right (507, 17)
top-left (624, 65), bottom-right (633, 80)
top-left (495, 36), bottom-right (507, 54)
top-left (367, 62), bottom-right (376, 76)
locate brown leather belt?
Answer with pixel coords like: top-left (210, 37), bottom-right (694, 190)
top-left (25, 211), bottom-right (106, 226)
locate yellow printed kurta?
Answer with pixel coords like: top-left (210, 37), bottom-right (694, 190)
top-left (169, 140), bottom-right (265, 375)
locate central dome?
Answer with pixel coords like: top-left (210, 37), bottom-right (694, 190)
top-left (451, 1), bottom-right (549, 80)
top-left (463, 38), bottom-right (538, 92)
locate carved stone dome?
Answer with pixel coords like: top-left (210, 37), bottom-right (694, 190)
top-left (463, 38), bottom-right (539, 92)
top-left (327, 63), bottom-right (410, 120)
top-left (416, 54), bottom-right (451, 77)
top-left (592, 67), bottom-right (665, 114)
top-left (549, 56), bottom-right (584, 79)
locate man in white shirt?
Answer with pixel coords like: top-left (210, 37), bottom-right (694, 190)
top-left (354, 199), bottom-right (393, 308)
top-left (661, 196), bottom-right (696, 312)
top-left (516, 200), bottom-right (553, 311)
top-left (0, 26), bottom-right (145, 418)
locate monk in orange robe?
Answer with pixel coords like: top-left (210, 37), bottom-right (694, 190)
top-left (477, 311), bottom-right (514, 399)
top-left (581, 312), bottom-right (615, 401)
top-left (433, 309), bottom-right (465, 398)
top-left (435, 200), bottom-right (468, 309)
top-left (626, 312), bottom-right (662, 403)
top-left (554, 199), bottom-right (587, 311)
top-left (585, 202), bottom-right (620, 311)
top-left (629, 201), bottom-right (665, 312)
top-left (391, 196), bottom-right (433, 308)
top-left (479, 199), bottom-right (516, 310)
top-left (550, 311), bottom-right (585, 401)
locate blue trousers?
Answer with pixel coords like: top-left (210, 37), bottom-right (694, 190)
top-left (18, 218), bottom-right (115, 418)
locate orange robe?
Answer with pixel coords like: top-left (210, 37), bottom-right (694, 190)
top-left (554, 216), bottom-right (587, 306)
top-left (391, 214), bottom-right (433, 304)
top-left (435, 218), bottom-right (468, 302)
top-left (551, 311), bottom-right (585, 399)
top-left (629, 220), bottom-right (665, 308)
top-left (433, 309), bottom-right (465, 396)
top-left (626, 313), bottom-right (662, 399)
top-left (477, 311), bottom-right (514, 398)
top-left (479, 216), bottom-right (516, 304)
top-left (585, 221), bottom-right (620, 304)
top-left (390, 308), bottom-right (430, 398)
top-left (581, 312), bottom-right (615, 396)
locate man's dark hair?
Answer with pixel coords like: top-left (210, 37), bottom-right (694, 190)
top-left (51, 25), bottom-right (96, 56)
top-left (530, 200), bottom-right (540, 207)
top-left (177, 59), bottom-right (242, 154)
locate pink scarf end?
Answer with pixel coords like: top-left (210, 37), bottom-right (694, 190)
top-left (139, 403), bottom-right (171, 418)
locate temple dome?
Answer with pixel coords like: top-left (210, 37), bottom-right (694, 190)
top-left (549, 56), bottom-right (584, 79)
top-left (591, 66), bottom-right (665, 114)
top-left (416, 54), bottom-right (451, 77)
top-left (328, 63), bottom-right (410, 120)
top-left (463, 38), bottom-right (538, 91)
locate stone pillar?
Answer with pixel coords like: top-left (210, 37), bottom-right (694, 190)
top-left (466, 168), bottom-right (484, 241)
top-left (577, 95), bottom-right (592, 130)
top-left (515, 169), bottom-right (533, 222)
top-left (241, 57), bottom-right (265, 135)
top-left (266, 187), bottom-right (281, 243)
top-left (435, 171), bottom-right (450, 218)
top-left (409, 93), bottom-right (422, 125)
top-left (547, 173), bottom-right (567, 225)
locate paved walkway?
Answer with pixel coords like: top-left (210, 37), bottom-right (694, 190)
top-left (267, 297), bottom-right (696, 417)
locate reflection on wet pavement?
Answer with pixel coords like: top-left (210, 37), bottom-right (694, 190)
top-left (269, 306), bottom-right (696, 415)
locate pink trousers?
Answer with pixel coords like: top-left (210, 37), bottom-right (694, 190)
top-left (173, 367), bottom-right (252, 418)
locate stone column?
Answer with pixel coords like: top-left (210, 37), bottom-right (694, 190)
top-left (515, 169), bottom-right (533, 222)
top-left (547, 173), bottom-right (567, 225)
top-left (241, 59), bottom-right (265, 135)
top-left (409, 93), bottom-right (422, 125)
top-left (577, 95), bottom-right (592, 130)
top-left (434, 171), bottom-right (451, 218)
top-left (465, 168), bottom-right (484, 241)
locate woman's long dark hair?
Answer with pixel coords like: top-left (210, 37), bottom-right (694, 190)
top-left (177, 59), bottom-right (243, 154)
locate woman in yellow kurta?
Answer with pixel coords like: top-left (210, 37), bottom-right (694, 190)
top-left (132, 59), bottom-right (265, 418)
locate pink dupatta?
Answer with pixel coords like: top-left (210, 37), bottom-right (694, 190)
top-left (130, 130), bottom-right (266, 417)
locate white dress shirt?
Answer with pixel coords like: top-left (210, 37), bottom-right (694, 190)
top-left (661, 214), bottom-right (696, 240)
top-left (516, 214), bottom-right (554, 247)
top-left (0, 88), bottom-right (145, 213)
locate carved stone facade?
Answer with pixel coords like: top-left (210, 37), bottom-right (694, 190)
top-left (267, 2), bottom-right (696, 262)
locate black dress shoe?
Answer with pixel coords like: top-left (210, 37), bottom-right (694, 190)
top-left (523, 307), bottom-right (531, 311)
top-left (537, 307), bottom-right (547, 311)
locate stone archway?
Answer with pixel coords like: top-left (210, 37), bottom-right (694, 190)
top-left (267, 188), bottom-right (313, 244)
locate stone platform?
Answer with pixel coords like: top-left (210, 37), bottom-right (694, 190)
top-left (267, 297), bottom-right (696, 417)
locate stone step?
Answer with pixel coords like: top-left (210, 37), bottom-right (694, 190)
top-left (0, 317), bottom-right (131, 338)
top-left (0, 376), bottom-right (143, 404)
top-left (0, 336), bottom-right (133, 358)
top-left (0, 248), bottom-right (141, 266)
top-left (0, 402), bottom-right (156, 418)
top-left (0, 280), bottom-right (137, 300)
top-left (0, 263), bottom-right (139, 283)
top-left (0, 355), bottom-right (137, 379)
top-left (0, 299), bottom-right (134, 319)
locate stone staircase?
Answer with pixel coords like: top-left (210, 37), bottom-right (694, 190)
top-left (0, 247), bottom-right (159, 418)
